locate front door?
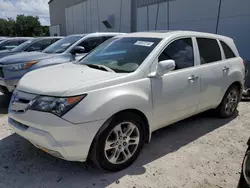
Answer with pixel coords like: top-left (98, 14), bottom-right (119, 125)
top-left (151, 38), bottom-right (200, 130)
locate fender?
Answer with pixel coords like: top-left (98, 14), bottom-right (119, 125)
top-left (63, 78), bottom-right (153, 126)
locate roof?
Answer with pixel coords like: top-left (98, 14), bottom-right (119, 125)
top-left (85, 32), bottom-right (126, 37)
top-left (35, 36), bottom-right (64, 39)
top-left (118, 30), bottom-right (233, 41)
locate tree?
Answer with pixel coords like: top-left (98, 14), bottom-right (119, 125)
top-left (0, 15), bottom-right (49, 37)
top-left (42, 26), bottom-right (50, 36)
top-left (15, 15), bottom-right (42, 36)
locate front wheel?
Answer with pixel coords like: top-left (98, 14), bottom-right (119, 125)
top-left (216, 85), bottom-right (240, 118)
top-left (91, 112), bottom-right (145, 172)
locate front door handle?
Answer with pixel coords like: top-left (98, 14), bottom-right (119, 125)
top-left (188, 75), bottom-right (199, 82)
top-left (223, 66), bottom-right (229, 72)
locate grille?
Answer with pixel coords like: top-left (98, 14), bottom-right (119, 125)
top-left (0, 67), bottom-right (3, 78)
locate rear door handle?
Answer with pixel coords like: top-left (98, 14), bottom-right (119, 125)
top-left (188, 75), bottom-right (199, 82)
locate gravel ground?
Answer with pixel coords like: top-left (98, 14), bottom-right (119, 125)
top-left (0, 93), bottom-right (250, 188)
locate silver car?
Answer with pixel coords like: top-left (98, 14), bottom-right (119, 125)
top-left (0, 33), bottom-right (124, 94)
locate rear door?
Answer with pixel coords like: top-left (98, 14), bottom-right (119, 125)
top-left (195, 37), bottom-right (230, 111)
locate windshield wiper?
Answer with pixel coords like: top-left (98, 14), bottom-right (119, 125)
top-left (85, 64), bottom-right (115, 73)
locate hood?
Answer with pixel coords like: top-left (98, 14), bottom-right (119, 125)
top-left (0, 51), bottom-right (19, 59)
top-left (18, 63), bottom-right (127, 96)
top-left (0, 52), bottom-right (55, 65)
top-left (0, 50), bottom-right (10, 53)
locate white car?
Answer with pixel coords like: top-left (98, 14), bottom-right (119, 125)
top-left (8, 31), bottom-right (245, 171)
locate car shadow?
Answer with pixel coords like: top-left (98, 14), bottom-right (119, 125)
top-left (0, 93), bottom-right (11, 114)
top-left (0, 111), bottom-right (238, 188)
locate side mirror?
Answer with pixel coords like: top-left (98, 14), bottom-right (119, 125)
top-left (71, 46), bottom-right (86, 54)
top-left (149, 60), bottom-right (175, 77)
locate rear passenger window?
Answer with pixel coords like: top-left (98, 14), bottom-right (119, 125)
top-left (197, 38), bottom-right (222, 64)
top-left (220, 41), bottom-right (236, 59)
top-left (159, 38), bottom-right (194, 70)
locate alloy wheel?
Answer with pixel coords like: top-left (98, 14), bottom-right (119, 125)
top-left (104, 122), bottom-right (140, 164)
top-left (224, 90), bottom-right (238, 115)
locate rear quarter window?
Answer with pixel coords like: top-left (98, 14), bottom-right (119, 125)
top-left (197, 38), bottom-right (222, 64)
top-left (220, 41), bottom-right (236, 59)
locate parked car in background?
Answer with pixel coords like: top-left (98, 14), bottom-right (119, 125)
top-left (0, 33), bottom-right (124, 94)
top-left (8, 31), bottom-right (244, 171)
top-left (0, 37), bottom-right (9, 42)
top-left (0, 38), bottom-right (33, 51)
top-left (242, 61), bottom-right (250, 98)
top-left (0, 37), bottom-right (63, 59)
top-left (238, 138), bottom-right (250, 188)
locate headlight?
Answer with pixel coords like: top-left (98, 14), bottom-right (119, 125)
top-left (30, 95), bottom-right (87, 117)
top-left (5, 61), bottom-right (39, 71)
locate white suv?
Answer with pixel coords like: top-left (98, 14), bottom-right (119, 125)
top-left (8, 31), bottom-right (245, 171)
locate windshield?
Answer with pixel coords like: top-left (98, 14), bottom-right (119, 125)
top-left (12, 39), bottom-right (33, 52)
top-left (78, 37), bottom-right (162, 73)
top-left (43, 35), bottom-right (82, 54)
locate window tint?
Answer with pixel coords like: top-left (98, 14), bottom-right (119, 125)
top-left (0, 40), bottom-right (20, 50)
top-left (197, 38), bottom-right (221, 64)
top-left (51, 38), bottom-right (60, 44)
top-left (12, 40), bottom-right (33, 52)
top-left (103, 36), bottom-right (114, 41)
top-left (220, 41), bottom-right (236, 59)
top-left (159, 38), bottom-right (194, 70)
top-left (79, 37), bottom-right (105, 53)
top-left (26, 39), bottom-right (56, 52)
top-left (17, 40), bottom-right (26, 45)
top-left (43, 35), bottom-right (83, 54)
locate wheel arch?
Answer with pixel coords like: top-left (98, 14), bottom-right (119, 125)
top-left (87, 108), bottom-right (151, 161)
top-left (230, 81), bottom-right (243, 91)
top-left (220, 81), bottom-right (243, 104)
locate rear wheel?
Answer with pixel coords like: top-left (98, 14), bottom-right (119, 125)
top-left (216, 85), bottom-right (240, 118)
top-left (91, 112), bottom-right (145, 172)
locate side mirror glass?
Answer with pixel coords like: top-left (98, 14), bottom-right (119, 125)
top-left (149, 60), bottom-right (176, 77)
top-left (72, 46), bottom-right (86, 54)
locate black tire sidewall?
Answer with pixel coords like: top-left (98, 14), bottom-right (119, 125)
top-left (93, 112), bottom-right (145, 172)
top-left (238, 147), bottom-right (250, 188)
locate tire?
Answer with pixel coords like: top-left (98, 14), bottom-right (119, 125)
top-left (216, 85), bottom-right (240, 118)
top-left (91, 112), bottom-right (145, 172)
top-left (238, 147), bottom-right (250, 188)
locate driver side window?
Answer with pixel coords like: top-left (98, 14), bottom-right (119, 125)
top-left (26, 39), bottom-right (53, 52)
top-left (78, 37), bottom-right (105, 53)
top-left (159, 38), bottom-right (194, 70)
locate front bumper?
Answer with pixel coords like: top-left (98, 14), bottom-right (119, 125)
top-left (0, 65), bottom-right (27, 92)
top-left (0, 78), bottom-right (18, 92)
top-left (9, 110), bottom-right (106, 162)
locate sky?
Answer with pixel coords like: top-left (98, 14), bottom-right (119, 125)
top-left (0, 0), bottom-right (50, 26)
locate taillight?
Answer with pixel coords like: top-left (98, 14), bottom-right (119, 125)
top-left (243, 60), bottom-right (247, 68)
